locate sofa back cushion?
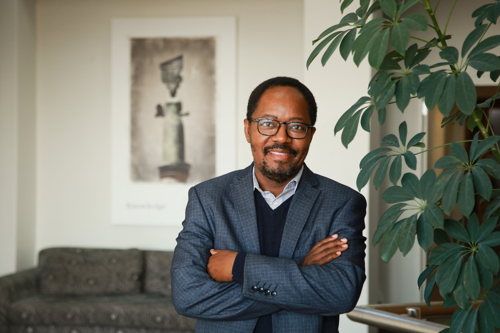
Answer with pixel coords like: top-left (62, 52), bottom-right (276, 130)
top-left (39, 248), bottom-right (143, 295)
top-left (143, 251), bottom-right (173, 297)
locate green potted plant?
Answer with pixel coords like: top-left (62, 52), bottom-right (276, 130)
top-left (308, 0), bottom-right (500, 332)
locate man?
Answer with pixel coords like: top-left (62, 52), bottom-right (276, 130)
top-left (171, 77), bottom-right (366, 333)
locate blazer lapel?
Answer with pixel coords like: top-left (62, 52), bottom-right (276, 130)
top-left (279, 165), bottom-right (320, 259)
top-left (229, 165), bottom-right (261, 254)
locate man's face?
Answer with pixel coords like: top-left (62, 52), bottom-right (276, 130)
top-left (244, 86), bottom-right (315, 184)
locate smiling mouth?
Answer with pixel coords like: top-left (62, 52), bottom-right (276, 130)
top-left (264, 144), bottom-right (298, 157)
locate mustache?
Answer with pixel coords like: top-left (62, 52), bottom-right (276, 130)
top-left (264, 143), bottom-right (298, 157)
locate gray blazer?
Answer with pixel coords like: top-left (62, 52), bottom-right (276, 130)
top-left (171, 164), bottom-right (366, 333)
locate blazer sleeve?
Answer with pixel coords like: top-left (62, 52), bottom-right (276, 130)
top-left (171, 186), bottom-right (282, 320)
top-left (240, 191), bottom-right (366, 316)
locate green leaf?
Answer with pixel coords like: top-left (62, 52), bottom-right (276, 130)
top-left (435, 155), bottom-right (462, 169)
top-left (477, 216), bottom-right (498, 243)
top-left (368, 29), bottom-right (390, 70)
top-left (410, 49), bottom-right (431, 68)
top-left (391, 22), bottom-right (410, 55)
top-left (469, 35), bottom-right (500, 58)
top-left (424, 203), bottom-right (444, 228)
top-left (491, 69), bottom-right (500, 82)
top-left (464, 256), bottom-right (480, 301)
top-left (381, 221), bottom-right (403, 263)
top-left (453, 265), bottom-right (469, 309)
top-left (480, 298), bottom-right (500, 328)
top-left (341, 109), bottom-right (363, 148)
top-left (434, 228), bottom-right (451, 245)
top-left (467, 213), bottom-right (480, 243)
top-left (369, 72), bottom-right (393, 97)
top-left (476, 244), bottom-right (499, 273)
top-left (417, 214), bottom-right (434, 252)
top-left (340, 13), bottom-right (359, 24)
top-left (444, 219), bottom-right (470, 243)
top-left (360, 147), bottom-right (392, 168)
top-left (321, 31), bottom-right (349, 66)
top-left (440, 47), bottom-right (459, 64)
top-left (407, 73), bottom-right (420, 94)
top-left (425, 72), bottom-right (447, 111)
top-left (449, 305), bottom-right (472, 333)
top-left (402, 172), bottom-right (420, 198)
top-left (380, 0), bottom-right (397, 19)
top-left (450, 142), bottom-right (469, 164)
top-left (403, 43), bottom-right (418, 69)
top-left (481, 232), bottom-right (500, 247)
top-left (399, 214), bottom-right (418, 256)
top-left (378, 107), bottom-right (386, 125)
top-left (357, 155), bottom-right (385, 191)
top-left (374, 156), bottom-right (392, 190)
top-left (461, 307), bottom-right (478, 333)
top-left (412, 64), bottom-right (431, 75)
top-left (307, 32), bottom-right (340, 69)
top-left (314, 22), bottom-right (350, 43)
top-left (478, 92), bottom-right (500, 108)
top-left (373, 203), bottom-right (406, 245)
top-left (478, 159), bottom-right (500, 178)
top-left (359, 0), bottom-right (370, 9)
top-left (462, 24), bottom-right (489, 58)
top-left (470, 132), bottom-right (480, 161)
top-left (419, 169), bottom-right (436, 199)
top-left (472, 166), bottom-right (493, 201)
top-left (335, 96), bottom-right (370, 134)
top-left (436, 252), bottom-right (463, 296)
top-left (438, 74), bottom-right (456, 117)
top-left (424, 274), bottom-right (436, 308)
top-left (339, 29), bottom-right (357, 61)
top-left (398, 122), bottom-right (407, 147)
top-left (404, 151), bottom-right (417, 170)
top-left (478, 302), bottom-right (495, 333)
top-left (458, 173), bottom-right (475, 217)
top-left (382, 186), bottom-right (414, 203)
top-left (469, 53), bottom-right (500, 72)
top-left (485, 198), bottom-right (500, 219)
top-left (428, 242), bottom-right (462, 265)
top-left (395, 77), bottom-right (411, 112)
top-left (389, 155), bottom-right (402, 186)
top-left (428, 168), bottom-right (455, 203)
top-left (442, 172), bottom-right (462, 215)
top-left (418, 264), bottom-right (437, 288)
top-left (381, 134), bottom-right (399, 147)
top-left (380, 57), bottom-right (402, 70)
top-left (340, 0), bottom-right (355, 14)
top-left (472, 135), bottom-right (500, 161)
top-left (353, 28), bottom-right (380, 67)
top-left (417, 70), bottom-right (446, 99)
top-left (407, 132), bottom-right (426, 148)
top-left (455, 72), bottom-right (477, 115)
top-left (401, 13), bottom-right (428, 31)
top-left (360, 105), bottom-right (375, 132)
top-left (375, 82), bottom-right (396, 110)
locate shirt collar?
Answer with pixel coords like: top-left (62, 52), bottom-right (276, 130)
top-left (252, 165), bottom-right (304, 195)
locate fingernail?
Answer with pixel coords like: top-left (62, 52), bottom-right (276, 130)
top-left (341, 238), bottom-right (347, 242)
top-left (342, 244), bottom-right (348, 248)
top-left (336, 252), bottom-right (341, 255)
top-left (331, 234), bottom-right (338, 239)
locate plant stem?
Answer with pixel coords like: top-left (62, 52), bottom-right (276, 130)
top-left (424, 0), bottom-right (448, 48)
top-left (443, 0), bottom-right (458, 37)
top-left (414, 140), bottom-right (473, 156)
top-left (410, 36), bottom-right (442, 49)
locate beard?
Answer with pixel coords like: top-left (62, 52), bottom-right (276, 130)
top-left (258, 143), bottom-right (300, 184)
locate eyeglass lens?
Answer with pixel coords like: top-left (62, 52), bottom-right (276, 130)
top-left (256, 119), bottom-right (308, 138)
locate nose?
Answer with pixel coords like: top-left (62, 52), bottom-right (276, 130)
top-left (272, 123), bottom-right (292, 143)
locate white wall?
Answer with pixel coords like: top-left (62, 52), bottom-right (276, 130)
top-left (35, 0), bottom-right (304, 252)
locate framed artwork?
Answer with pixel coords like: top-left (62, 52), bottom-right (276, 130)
top-left (111, 17), bottom-right (236, 226)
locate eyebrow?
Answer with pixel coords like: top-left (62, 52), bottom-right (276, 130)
top-left (260, 114), bottom-right (306, 122)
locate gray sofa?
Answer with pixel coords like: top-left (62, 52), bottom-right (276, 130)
top-left (0, 247), bottom-right (196, 333)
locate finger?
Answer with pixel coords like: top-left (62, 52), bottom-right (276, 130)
top-left (309, 240), bottom-right (348, 255)
top-left (316, 251), bottom-right (342, 265)
top-left (310, 234), bottom-right (339, 252)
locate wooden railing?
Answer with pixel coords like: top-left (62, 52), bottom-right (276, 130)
top-left (347, 302), bottom-right (454, 333)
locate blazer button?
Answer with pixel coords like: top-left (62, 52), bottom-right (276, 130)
top-left (264, 289), bottom-right (271, 296)
top-left (251, 286), bottom-right (259, 292)
top-left (271, 291), bottom-right (277, 296)
top-left (258, 287), bottom-right (264, 293)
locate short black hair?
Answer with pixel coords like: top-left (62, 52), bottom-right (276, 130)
top-left (246, 76), bottom-right (317, 126)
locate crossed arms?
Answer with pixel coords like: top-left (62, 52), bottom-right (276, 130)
top-left (171, 186), bottom-right (366, 320)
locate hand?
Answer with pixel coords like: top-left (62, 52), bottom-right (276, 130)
top-left (207, 249), bottom-right (237, 282)
top-left (300, 234), bottom-right (348, 266)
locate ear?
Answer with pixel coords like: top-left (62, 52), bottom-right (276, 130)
top-left (244, 119), bottom-right (251, 143)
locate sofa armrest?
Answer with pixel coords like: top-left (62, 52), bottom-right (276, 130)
top-left (0, 268), bottom-right (40, 330)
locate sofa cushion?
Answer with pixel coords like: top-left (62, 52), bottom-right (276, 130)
top-left (143, 251), bottom-right (173, 297)
top-left (39, 248), bottom-right (143, 295)
top-left (9, 294), bottom-right (196, 331)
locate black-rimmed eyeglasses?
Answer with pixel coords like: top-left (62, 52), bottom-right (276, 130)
top-left (250, 118), bottom-right (314, 139)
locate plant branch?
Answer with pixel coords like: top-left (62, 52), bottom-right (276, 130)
top-left (410, 36), bottom-right (442, 49)
top-left (414, 140), bottom-right (473, 156)
top-left (443, 0), bottom-right (458, 37)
